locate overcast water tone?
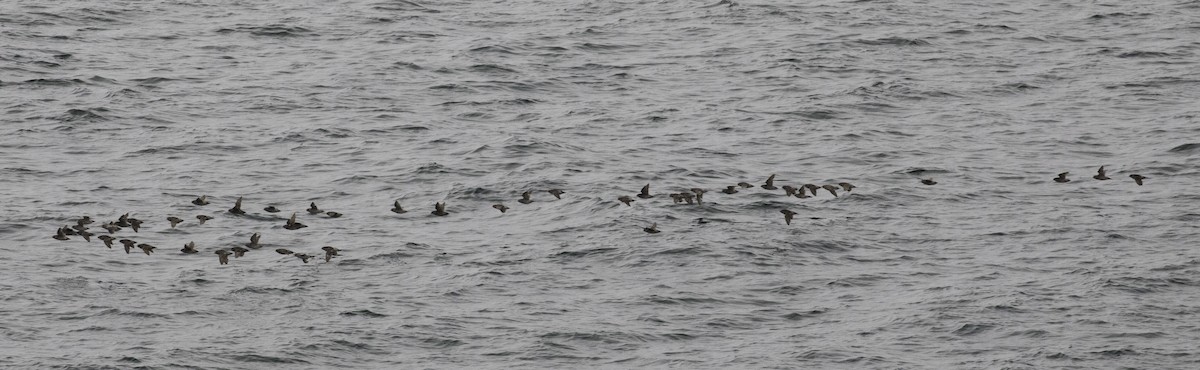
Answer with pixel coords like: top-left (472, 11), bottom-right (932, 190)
top-left (2, 0), bottom-right (1200, 368)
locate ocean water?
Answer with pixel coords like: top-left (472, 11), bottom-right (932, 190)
top-left (2, 0), bottom-right (1200, 368)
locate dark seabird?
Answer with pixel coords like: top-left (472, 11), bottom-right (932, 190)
top-left (432, 202), bottom-right (449, 216)
top-left (230, 246), bottom-right (249, 258)
top-left (638, 184), bottom-right (654, 199)
top-left (307, 202), bottom-right (322, 214)
top-left (196, 215), bottom-right (214, 224)
top-left (782, 186), bottom-right (798, 197)
top-left (679, 192), bottom-right (695, 204)
top-left (71, 224), bottom-right (88, 232)
top-left (921, 178), bottom-right (937, 186)
top-left (326, 211), bottom-right (343, 218)
top-left (284, 212), bottom-right (307, 229)
top-left (295, 253), bottom-right (313, 263)
top-left (137, 243), bottom-right (156, 255)
top-left (1054, 172), bottom-right (1070, 183)
top-left (781, 209), bottom-right (797, 225)
top-left (275, 248), bottom-right (293, 255)
top-left (518, 191), bottom-right (533, 204)
top-left (548, 189), bottom-right (565, 199)
top-left (492, 204), bottom-right (509, 213)
top-left (181, 241), bottom-right (198, 254)
top-left (762, 174), bottom-right (778, 190)
top-left (52, 227), bottom-right (70, 241)
top-left (839, 182), bottom-right (856, 192)
top-left (264, 206), bottom-right (281, 213)
top-left (215, 249), bottom-right (231, 265)
top-left (617, 196), bottom-right (635, 206)
top-left (795, 190), bottom-right (811, 199)
top-left (822, 184), bottom-right (839, 197)
top-left (128, 218), bottom-right (142, 232)
top-left (643, 223), bottom-right (660, 234)
top-left (98, 235), bottom-right (115, 248)
top-left (802, 184), bottom-right (820, 196)
top-left (391, 200), bottom-right (407, 214)
top-left (167, 216), bottom-right (183, 228)
top-left (101, 223), bottom-right (121, 234)
top-left (77, 216), bottom-right (93, 226)
top-left (690, 188), bottom-right (705, 203)
top-left (115, 213), bottom-right (131, 227)
top-left (245, 233), bottom-right (261, 249)
top-left (119, 239), bottom-right (136, 254)
top-left (1093, 166), bottom-right (1110, 180)
top-left (737, 182), bottom-right (753, 188)
top-left (62, 226), bottom-right (78, 236)
top-left (78, 230), bottom-right (93, 242)
top-left (229, 196), bottom-right (246, 215)
top-left (722, 186), bottom-right (738, 194)
top-left (669, 193), bottom-right (683, 204)
top-left (322, 246), bottom-right (339, 262)
top-left (192, 195), bottom-right (209, 206)
top-left (1130, 174), bottom-right (1147, 186)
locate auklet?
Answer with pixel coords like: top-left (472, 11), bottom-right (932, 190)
top-left (119, 239), bottom-right (136, 254)
top-left (1130, 174), bottom-right (1147, 186)
top-left (229, 196), bottom-right (245, 215)
top-left (181, 241), bottom-right (198, 254)
top-left (77, 216), bottom-right (93, 225)
top-left (295, 253), bottom-right (313, 263)
top-left (518, 191), bottom-right (533, 204)
top-left (264, 206), bottom-right (281, 213)
top-left (196, 215), bottom-right (214, 224)
top-left (782, 186), bottom-right (798, 197)
top-left (167, 216), bottom-right (183, 228)
top-left (839, 182), bottom-right (856, 192)
top-left (1054, 172), bottom-right (1070, 183)
top-left (128, 218), bottom-right (142, 232)
top-left (762, 174), bottom-right (778, 190)
top-left (115, 213), bottom-right (131, 227)
top-left (321, 246), bottom-right (339, 262)
top-left (638, 184), bottom-right (654, 199)
top-left (618, 196), bottom-right (635, 206)
top-left (284, 212), bottom-right (307, 229)
top-left (101, 223), bottom-right (121, 234)
top-left (722, 185), bottom-right (738, 194)
top-left (921, 178), bottom-right (937, 185)
top-left (326, 211), bottom-right (343, 218)
top-left (77, 230), bottom-right (93, 242)
top-left (669, 193), bottom-right (683, 204)
top-left (802, 184), bottom-right (820, 196)
top-left (62, 226), bottom-right (77, 236)
top-left (690, 188), bottom-right (705, 203)
top-left (307, 202), bottom-right (322, 214)
top-left (97, 235), bottom-right (115, 248)
top-left (679, 192), bottom-right (695, 204)
top-left (781, 209), bottom-right (797, 225)
top-left (643, 223), bottom-right (660, 234)
top-left (737, 182), bottom-right (753, 188)
top-left (245, 233), bottom-right (261, 249)
top-left (275, 248), bottom-right (293, 255)
top-left (215, 249), bottom-right (231, 265)
top-left (548, 189), bottom-right (565, 199)
top-left (192, 195), bottom-right (209, 206)
top-left (822, 184), bottom-right (839, 197)
top-left (432, 202), bottom-right (449, 216)
top-left (137, 243), bottom-right (156, 255)
top-left (1093, 166), bottom-right (1110, 180)
top-left (52, 227), bottom-right (70, 241)
top-left (71, 224), bottom-right (88, 232)
top-left (391, 200), bottom-right (407, 214)
top-left (493, 204), bottom-right (509, 213)
top-left (230, 246), bottom-right (248, 258)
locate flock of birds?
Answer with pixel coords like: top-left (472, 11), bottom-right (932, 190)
top-left (48, 166), bottom-right (1149, 265)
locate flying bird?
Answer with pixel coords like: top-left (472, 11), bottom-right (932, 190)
top-left (762, 174), bottom-right (778, 190)
top-left (1130, 174), bottom-right (1147, 186)
top-left (192, 195), bottom-right (209, 206)
top-left (228, 196), bottom-right (245, 215)
top-left (432, 202), bottom-right (449, 216)
top-left (1093, 166), bottom-right (1110, 180)
top-left (781, 209), bottom-right (797, 225)
top-left (638, 184), bottom-right (654, 199)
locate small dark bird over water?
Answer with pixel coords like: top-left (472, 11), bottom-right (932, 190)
top-left (492, 204), bottom-right (509, 213)
top-left (62, 226), bottom-right (77, 236)
top-left (921, 178), bottom-right (937, 186)
top-left (263, 206), bottom-right (281, 213)
top-left (782, 186), bottom-right (797, 197)
top-left (116, 213), bottom-right (131, 227)
top-left (229, 196), bottom-right (245, 215)
top-left (52, 228), bottom-right (70, 241)
top-left (1130, 174), bottom-right (1147, 186)
top-left (295, 253), bottom-right (313, 263)
top-left (722, 186), bottom-right (738, 194)
top-left (643, 223), bottom-right (660, 234)
top-left (215, 250), bottom-right (231, 265)
top-left (98, 235), bottom-right (115, 248)
top-left (737, 182), bottom-right (753, 188)
top-left (230, 247), bottom-right (249, 258)
top-left (326, 211), bottom-right (343, 218)
top-left (690, 188), bottom-right (705, 203)
top-left (803, 184), bottom-right (820, 196)
top-left (669, 193), bottom-right (682, 204)
top-left (391, 200), bottom-right (407, 214)
top-left (679, 192), bottom-right (695, 204)
top-left (101, 223), bottom-right (121, 234)
top-left (128, 218), bottom-right (142, 232)
top-left (167, 216), bottom-right (183, 228)
top-left (618, 196), bottom-right (635, 206)
top-left (71, 224), bottom-right (88, 232)
top-left (1093, 166), bottom-right (1110, 180)
top-left (192, 195), bottom-right (209, 205)
top-left (822, 184), bottom-right (840, 197)
top-left (839, 182), bottom-right (856, 192)
top-left (245, 233), bottom-right (261, 249)
top-left (638, 184), bottom-right (654, 199)
top-left (137, 243), bottom-right (156, 255)
top-left (518, 191), bottom-right (533, 204)
top-left (432, 202), bottom-right (449, 216)
top-left (781, 209), bottom-right (797, 225)
top-left (181, 241), bottom-right (198, 254)
top-left (307, 202), bottom-right (322, 214)
top-left (275, 248), bottom-right (293, 255)
top-left (284, 213), bottom-right (307, 230)
top-left (78, 230), bottom-right (93, 242)
top-left (762, 174), bottom-right (778, 190)
top-left (549, 189), bottom-right (565, 199)
top-left (77, 216), bottom-right (93, 225)
top-left (196, 215), bottom-right (214, 224)
top-left (322, 246), bottom-right (339, 262)
top-left (1054, 172), bottom-right (1070, 183)
top-left (119, 239), bottom-right (136, 254)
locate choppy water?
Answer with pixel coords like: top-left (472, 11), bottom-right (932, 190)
top-left (3, 0), bottom-right (1200, 368)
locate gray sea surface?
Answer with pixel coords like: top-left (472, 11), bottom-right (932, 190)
top-left (3, 0), bottom-right (1200, 368)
